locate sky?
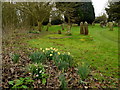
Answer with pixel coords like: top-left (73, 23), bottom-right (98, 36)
top-left (92, 0), bottom-right (108, 17)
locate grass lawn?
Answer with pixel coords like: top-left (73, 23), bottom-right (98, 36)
top-left (26, 24), bottom-right (118, 83)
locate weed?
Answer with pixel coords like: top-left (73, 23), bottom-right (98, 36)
top-left (8, 77), bottom-right (34, 88)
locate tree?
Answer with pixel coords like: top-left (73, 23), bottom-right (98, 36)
top-left (15, 2), bottom-right (53, 31)
top-left (95, 13), bottom-right (107, 23)
top-left (55, 2), bottom-right (78, 34)
top-left (76, 2), bottom-right (95, 24)
top-left (105, 1), bottom-right (120, 22)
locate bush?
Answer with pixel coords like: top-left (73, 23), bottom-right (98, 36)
top-left (11, 54), bottom-right (20, 63)
top-left (29, 52), bottom-right (46, 63)
top-left (26, 63), bottom-right (48, 84)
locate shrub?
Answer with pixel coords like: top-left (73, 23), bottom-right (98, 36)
top-left (26, 63), bottom-right (48, 84)
top-left (77, 63), bottom-right (90, 81)
top-left (11, 54), bottom-right (20, 63)
top-left (29, 52), bottom-right (46, 63)
top-left (8, 77), bottom-right (34, 88)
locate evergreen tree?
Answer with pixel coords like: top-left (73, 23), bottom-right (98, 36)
top-left (105, 1), bottom-right (120, 22)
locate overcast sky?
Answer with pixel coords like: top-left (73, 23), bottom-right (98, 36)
top-left (92, 0), bottom-right (108, 17)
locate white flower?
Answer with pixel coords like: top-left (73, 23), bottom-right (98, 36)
top-left (36, 74), bottom-right (39, 77)
top-left (43, 50), bottom-right (45, 52)
top-left (29, 73), bottom-right (32, 75)
top-left (68, 52), bottom-right (70, 55)
top-left (39, 70), bottom-right (42, 73)
top-left (50, 54), bottom-right (53, 56)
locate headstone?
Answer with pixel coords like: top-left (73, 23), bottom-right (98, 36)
top-left (108, 22), bottom-right (113, 31)
top-left (61, 23), bottom-right (64, 30)
top-left (80, 22), bottom-right (84, 34)
top-left (84, 21), bottom-right (88, 35)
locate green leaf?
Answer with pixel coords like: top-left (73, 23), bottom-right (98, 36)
top-left (21, 85), bottom-right (28, 88)
top-left (42, 78), bottom-right (46, 84)
top-left (8, 81), bottom-right (14, 85)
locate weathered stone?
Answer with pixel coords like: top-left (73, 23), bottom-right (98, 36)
top-left (84, 21), bottom-right (88, 35)
top-left (108, 22), bottom-right (113, 31)
top-left (46, 23), bottom-right (51, 31)
top-left (61, 23), bottom-right (64, 30)
top-left (80, 22), bottom-right (84, 34)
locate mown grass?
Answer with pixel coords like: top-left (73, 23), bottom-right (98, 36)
top-left (26, 24), bottom-right (118, 82)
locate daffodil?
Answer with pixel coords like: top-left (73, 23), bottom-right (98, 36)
top-left (55, 49), bottom-right (58, 52)
top-left (43, 50), bottom-right (45, 52)
top-left (50, 54), bottom-right (53, 56)
top-left (46, 48), bottom-right (49, 50)
top-left (80, 39), bottom-right (85, 41)
top-left (68, 52), bottom-right (70, 55)
top-left (58, 52), bottom-right (60, 55)
top-left (40, 48), bottom-right (42, 50)
top-left (50, 47), bottom-right (53, 49)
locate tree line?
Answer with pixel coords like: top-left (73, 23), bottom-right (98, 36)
top-left (2, 1), bottom-right (95, 31)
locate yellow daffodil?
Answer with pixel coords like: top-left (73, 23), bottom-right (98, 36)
top-left (50, 54), bottom-right (53, 56)
top-left (58, 52), bottom-right (60, 55)
top-left (43, 50), bottom-right (45, 52)
top-left (68, 52), bottom-right (70, 55)
top-left (80, 39), bottom-right (85, 41)
top-left (50, 47), bottom-right (53, 49)
top-left (40, 48), bottom-right (42, 50)
top-left (46, 48), bottom-right (49, 50)
top-left (55, 49), bottom-right (58, 52)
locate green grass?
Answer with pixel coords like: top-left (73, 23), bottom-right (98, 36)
top-left (25, 24), bottom-right (118, 81)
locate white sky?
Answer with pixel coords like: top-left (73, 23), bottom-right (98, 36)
top-left (92, 0), bottom-right (108, 17)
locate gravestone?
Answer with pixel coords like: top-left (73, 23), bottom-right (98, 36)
top-left (80, 22), bottom-right (84, 34)
top-left (84, 21), bottom-right (88, 35)
top-left (108, 22), bottom-right (113, 31)
top-left (61, 23), bottom-right (64, 30)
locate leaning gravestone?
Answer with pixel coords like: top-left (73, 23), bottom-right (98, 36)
top-left (84, 21), bottom-right (88, 35)
top-left (108, 22), bottom-right (113, 31)
top-left (80, 22), bottom-right (84, 34)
